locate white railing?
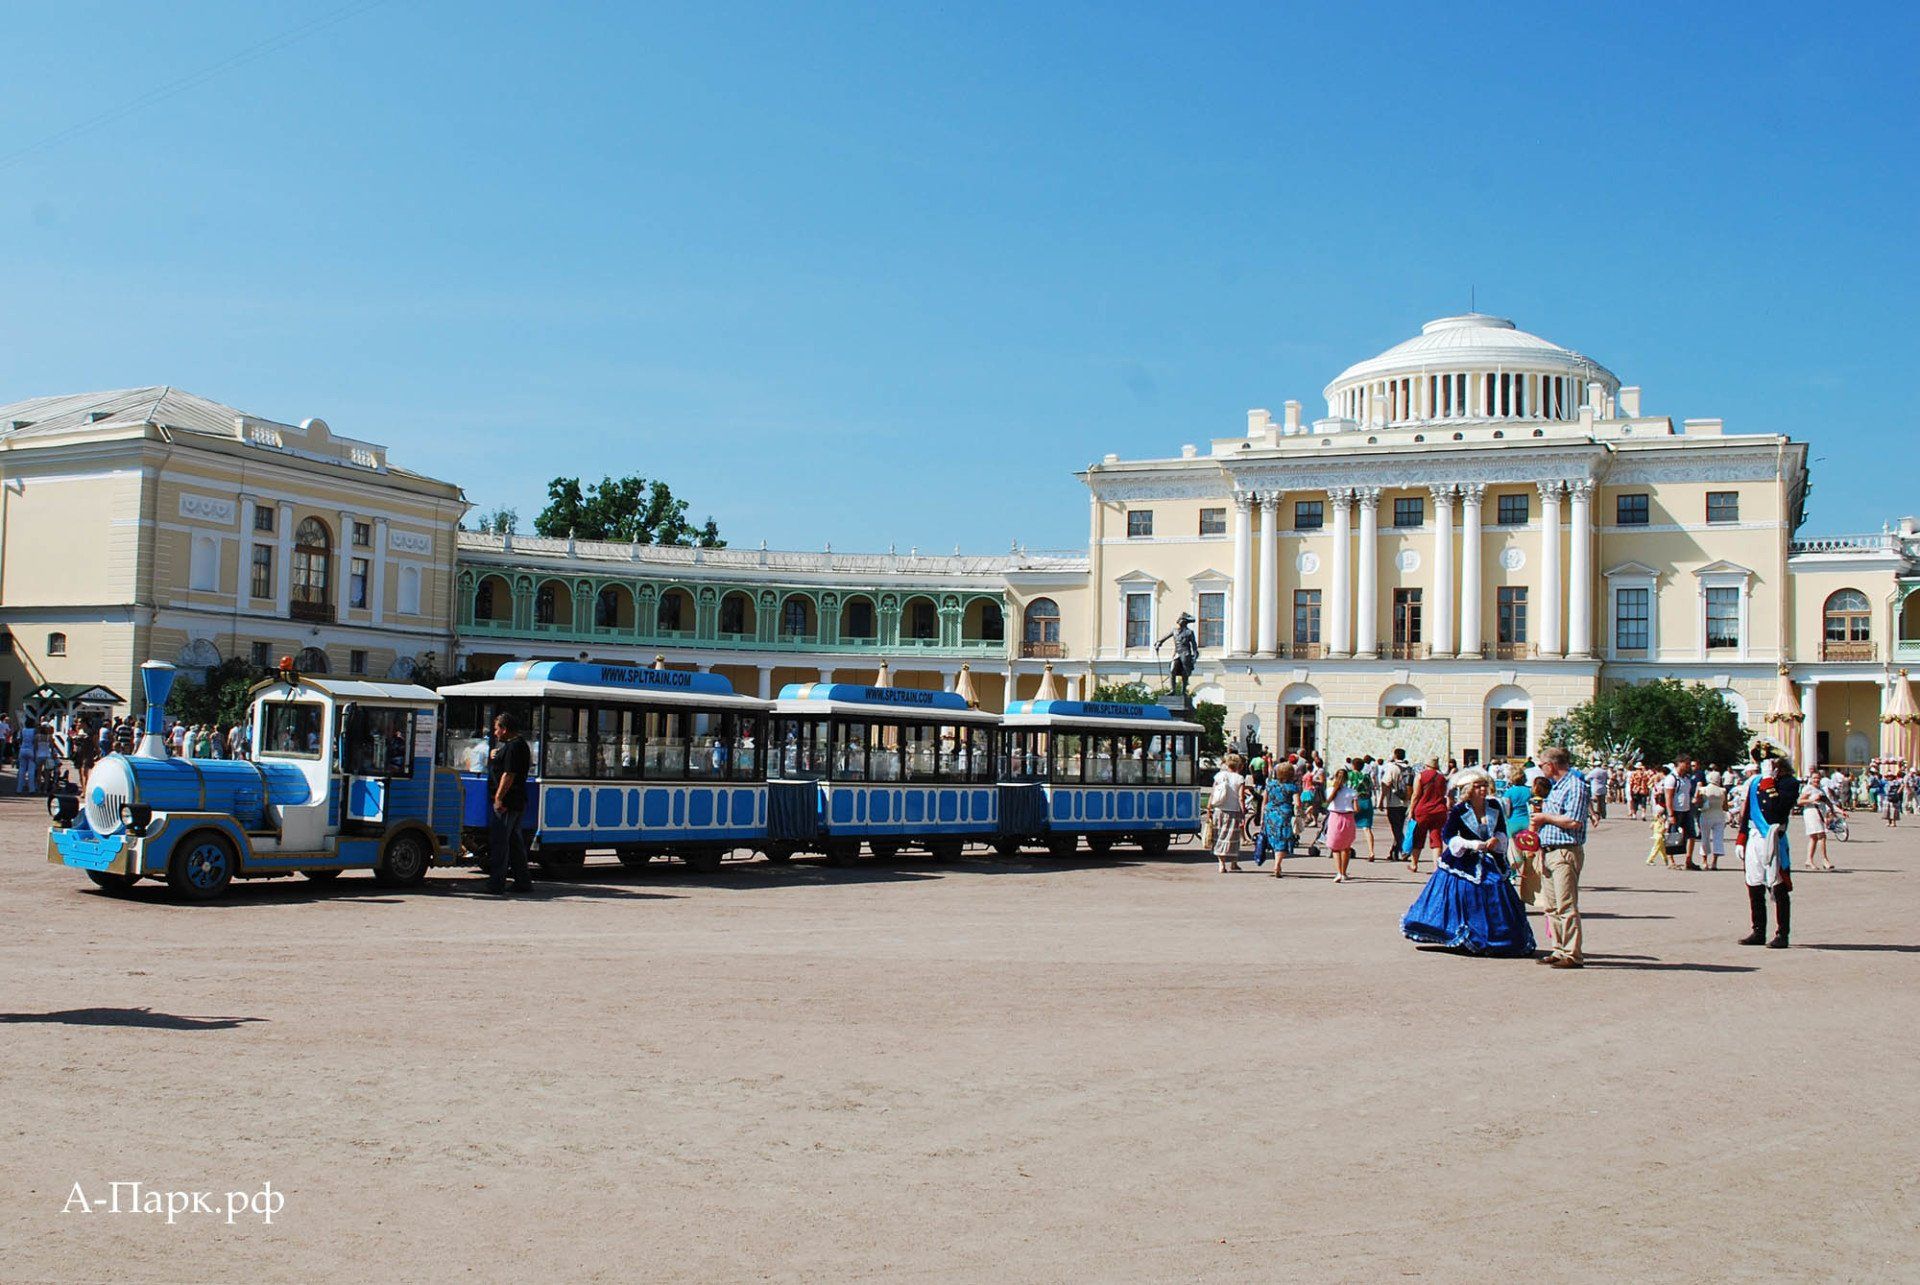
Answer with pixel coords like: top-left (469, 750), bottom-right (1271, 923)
top-left (457, 530), bottom-right (1087, 576)
top-left (1790, 533), bottom-right (1900, 555)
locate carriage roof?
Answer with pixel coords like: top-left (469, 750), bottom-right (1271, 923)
top-left (771, 682), bottom-right (1001, 725)
top-left (249, 675), bottom-right (442, 705)
top-left (437, 659), bottom-right (769, 710)
top-left (1000, 699), bottom-right (1203, 735)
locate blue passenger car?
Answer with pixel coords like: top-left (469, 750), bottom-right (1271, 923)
top-left (437, 661), bottom-right (769, 872)
top-left (997, 699), bottom-right (1203, 857)
top-left (764, 683), bottom-right (1001, 863)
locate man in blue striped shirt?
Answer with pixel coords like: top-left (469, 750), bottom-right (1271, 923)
top-left (1531, 746), bottom-right (1590, 968)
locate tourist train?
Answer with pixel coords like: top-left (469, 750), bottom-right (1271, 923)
top-left (47, 658), bottom-right (1203, 898)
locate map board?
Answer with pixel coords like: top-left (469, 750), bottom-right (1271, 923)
top-left (1323, 715), bottom-right (1452, 768)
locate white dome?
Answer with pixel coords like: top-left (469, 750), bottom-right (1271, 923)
top-left (1327, 314), bottom-right (1617, 391)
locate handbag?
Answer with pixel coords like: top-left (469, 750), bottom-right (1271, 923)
top-left (1402, 816), bottom-right (1419, 852)
top-left (1664, 826), bottom-right (1688, 854)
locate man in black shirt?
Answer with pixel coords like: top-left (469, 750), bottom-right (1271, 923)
top-left (486, 712), bottom-right (535, 895)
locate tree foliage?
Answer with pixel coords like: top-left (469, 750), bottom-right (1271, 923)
top-left (1091, 680), bottom-right (1157, 705)
top-left (1557, 679), bottom-right (1750, 768)
top-left (466, 507), bottom-right (518, 535)
top-left (534, 475), bottom-right (723, 548)
top-left (1086, 681), bottom-right (1225, 756)
top-left (165, 657), bottom-right (260, 728)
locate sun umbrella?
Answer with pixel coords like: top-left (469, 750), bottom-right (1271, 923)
top-left (872, 657), bottom-right (892, 689)
top-left (1763, 664), bottom-right (1804, 766)
top-left (953, 663), bottom-right (979, 709)
top-left (1882, 669), bottom-right (1919, 765)
top-left (1034, 663), bottom-right (1061, 702)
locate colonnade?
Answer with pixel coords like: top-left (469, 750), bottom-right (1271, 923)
top-left (1228, 479), bottom-right (1594, 661)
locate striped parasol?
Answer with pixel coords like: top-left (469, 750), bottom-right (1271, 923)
top-left (1763, 664), bottom-right (1804, 765)
top-left (1034, 663), bottom-right (1061, 702)
top-left (1882, 669), bottom-right (1919, 765)
top-left (953, 663), bottom-right (979, 709)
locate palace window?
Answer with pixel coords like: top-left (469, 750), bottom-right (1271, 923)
top-left (781, 597), bottom-right (810, 637)
top-left (352, 520), bottom-right (371, 547)
top-left (659, 593), bottom-right (686, 632)
top-left (1127, 510), bottom-right (1154, 538)
top-left (977, 601), bottom-right (1004, 641)
top-left (1124, 592), bottom-right (1153, 648)
top-left (1293, 589), bottom-right (1321, 645)
top-left (47, 632), bottom-right (67, 657)
top-left (1706, 587), bottom-right (1741, 650)
top-left (1198, 507), bottom-right (1226, 536)
top-left (350, 557), bottom-right (369, 609)
top-left (474, 579), bottom-right (497, 621)
top-left (291, 518), bottom-right (332, 609)
top-left (1294, 500), bottom-right (1324, 530)
top-left (1392, 588), bottom-right (1422, 647)
top-left (1498, 587), bottom-right (1528, 644)
top-left (1490, 708), bottom-right (1529, 759)
top-left (719, 593), bottom-right (748, 635)
top-left (254, 506), bottom-right (275, 533)
top-left (844, 597), bottom-right (876, 639)
top-left (907, 599), bottom-right (937, 639)
top-left (1706, 491), bottom-right (1739, 524)
top-left (1393, 497), bottom-right (1424, 528)
top-left (1496, 493), bottom-right (1529, 525)
top-left (1616, 493), bottom-right (1650, 525)
top-left (1615, 588), bottom-right (1651, 651)
top-left (596, 588), bottom-right (622, 628)
top-left (1285, 704), bottom-right (1318, 755)
top-left (1023, 598), bottom-right (1060, 646)
top-left (534, 585), bottom-right (558, 625)
top-left (1824, 589), bottom-right (1871, 643)
top-left (349, 649), bottom-right (368, 676)
top-left (250, 641), bottom-right (270, 669)
top-left (1197, 591), bottom-right (1225, 649)
top-left (251, 544), bottom-right (273, 599)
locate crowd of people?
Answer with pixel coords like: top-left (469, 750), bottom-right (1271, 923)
top-left (1201, 737), bottom-right (1838, 965)
top-left (0, 711), bottom-right (251, 795)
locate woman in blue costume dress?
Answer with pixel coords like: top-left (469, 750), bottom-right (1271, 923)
top-left (1401, 768), bottom-right (1537, 956)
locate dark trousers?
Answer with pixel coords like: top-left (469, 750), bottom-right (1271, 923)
top-left (1386, 806), bottom-right (1408, 857)
top-left (487, 806), bottom-right (533, 892)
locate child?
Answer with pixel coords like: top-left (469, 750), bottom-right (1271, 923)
top-left (1646, 808), bottom-right (1675, 867)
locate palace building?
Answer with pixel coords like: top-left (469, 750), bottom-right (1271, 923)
top-left (0, 388), bottom-right (465, 721)
top-left (6, 311), bottom-right (1920, 776)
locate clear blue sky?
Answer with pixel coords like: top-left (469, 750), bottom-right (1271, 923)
top-left (2, 2), bottom-right (1913, 550)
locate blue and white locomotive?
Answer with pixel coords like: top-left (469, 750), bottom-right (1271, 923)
top-left (48, 659), bottom-right (463, 899)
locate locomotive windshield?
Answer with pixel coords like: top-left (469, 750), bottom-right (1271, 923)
top-left (260, 702), bottom-right (325, 759)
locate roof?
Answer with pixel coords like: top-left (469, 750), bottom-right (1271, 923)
top-left (1327, 314), bottom-right (1619, 391)
top-left (252, 676), bottom-right (443, 703)
top-left (1001, 698), bottom-right (1201, 734)
top-left (435, 677), bottom-right (769, 710)
top-left (28, 682), bottom-right (124, 705)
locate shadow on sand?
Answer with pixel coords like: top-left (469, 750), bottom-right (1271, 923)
top-left (0, 1007), bottom-right (266, 1030)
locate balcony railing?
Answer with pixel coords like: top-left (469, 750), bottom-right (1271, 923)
top-left (1384, 642), bottom-right (1428, 660)
top-left (458, 615), bottom-right (1005, 657)
top-left (1491, 641), bottom-right (1536, 660)
top-left (289, 599), bottom-right (334, 624)
top-left (1896, 639), bottom-right (1920, 663)
top-left (1821, 640), bottom-right (1877, 662)
top-left (1022, 640), bottom-right (1065, 659)
top-left (1282, 642), bottom-right (1324, 660)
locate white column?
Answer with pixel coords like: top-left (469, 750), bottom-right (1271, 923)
top-left (275, 501), bottom-right (294, 616)
top-left (1538, 481), bottom-right (1564, 657)
top-left (337, 509), bottom-right (354, 617)
top-left (238, 496), bottom-right (257, 601)
top-left (1430, 484), bottom-right (1456, 658)
top-left (817, 667), bottom-right (834, 684)
top-left (1329, 489), bottom-right (1353, 657)
top-left (1355, 487), bottom-right (1381, 658)
top-left (1459, 484), bottom-right (1485, 657)
top-left (1065, 674), bottom-right (1082, 700)
top-left (1004, 665), bottom-right (1019, 708)
top-left (1568, 480), bottom-right (1594, 658)
top-left (1801, 682), bottom-right (1820, 776)
top-left (1229, 491), bottom-right (1255, 656)
top-left (371, 518), bottom-right (389, 625)
top-left (1256, 491), bottom-right (1281, 657)
top-left (756, 665), bottom-right (772, 699)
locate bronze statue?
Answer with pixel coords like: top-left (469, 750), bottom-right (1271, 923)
top-left (1157, 612), bottom-right (1198, 696)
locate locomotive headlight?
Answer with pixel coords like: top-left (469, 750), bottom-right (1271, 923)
top-left (120, 803), bottom-right (154, 836)
top-left (47, 792), bottom-right (79, 827)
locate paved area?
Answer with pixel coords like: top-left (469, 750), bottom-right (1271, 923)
top-left (1, 794), bottom-right (1915, 1282)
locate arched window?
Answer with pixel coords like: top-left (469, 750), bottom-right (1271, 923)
top-left (1824, 589), bottom-right (1871, 643)
top-left (291, 518), bottom-right (331, 611)
top-left (474, 579), bottom-right (496, 621)
top-left (719, 592), bottom-right (752, 636)
top-left (47, 631), bottom-right (67, 657)
top-left (1487, 685), bottom-right (1532, 760)
top-left (780, 596), bottom-right (813, 638)
top-left (905, 596), bottom-right (938, 640)
top-left (296, 646), bottom-right (330, 674)
top-left (1023, 598), bottom-right (1061, 645)
top-left (976, 600), bottom-right (1004, 642)
top-left (535, 584), bottom-right (557, 625)
top-left (595, 587), bottom-right (621, 628)
top-left (841, 596), bottom-right (876, 639)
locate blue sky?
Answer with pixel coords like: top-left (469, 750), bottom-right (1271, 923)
top-left (2, 2), bottom-right (1913, 550)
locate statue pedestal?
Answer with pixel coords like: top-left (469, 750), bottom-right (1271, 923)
top-left (1159, 692), bottom-right (1194, 718)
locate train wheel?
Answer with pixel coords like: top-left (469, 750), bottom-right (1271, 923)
top-left (538, 847), bottom-right (586, 873)
top-left (374, 832), bottom-right (431, 887)
top-left (827, 839), bottom-right (861, 867)
top-left (1046, 834), bottom-right (1078, 859)
top-left (993, 837), bottom-right (1023, 858)
top-left (168, 831), bottom-right (236, 900)
top-left (684, 848), bottom-right (723, 874)
top-left (615, 847), bottom-right (653, 869)
top-left (932, 840), bottom-right (963, 862)
top-left (762, 845), bottom-right (795, 864)
top-left (86, 870), bottom-right (141, 895)
top-left (1138, 832), bottom-right (1171, 857)
top-left (870, 840), bottom-right (902, 861)
top-left (1086, 834), bottom-right (1115, 857)
top-left (302, 869), bottom-right (343, 882)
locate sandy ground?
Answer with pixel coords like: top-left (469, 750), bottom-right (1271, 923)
top-left (1, 794), bottom-right (1916, 1283)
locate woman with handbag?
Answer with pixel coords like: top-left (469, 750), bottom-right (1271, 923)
top-left (1405, 756), bottom-right (1448, 875)
top-left (1208, 753), bottom-right (1248, 873)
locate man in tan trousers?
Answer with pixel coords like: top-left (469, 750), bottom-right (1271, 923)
top-left (1531, 746), bottom-right (1591, 969)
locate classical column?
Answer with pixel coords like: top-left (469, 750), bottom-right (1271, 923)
top-left (1567, 479), bottom-right (1594, 658)
top-left (337, 509), bottom-right (354, 616)
top-left (1230, 491), bottom-right (1255, 656)
top-left (817, 667), bottom-right (835, 684)
top-left (1430, 484), bottom-right (1456, 658)
top-left (1004, 665), bottom-right (1019, 708)
top-left (238, 495), bottom-right (257, 601)
top-left (371, 518), bottom-right (389, 625)
top-left (1355, 487), bottom-right (1381, 658)
top-left (1538, 481), bottom-right (1564, 657)
top-left (1801, 681), bottom-right (1820, 776)
top-left (275, 501), bottom-right (294, 616)
top-left (1256, 491), bottom-right (1281, 657)
top-left (1458, 484), bottom-right (1485, 657)
top-left (1065, 674), bottom-right (1082, 700)
top-left (756, 665), bottom-right (772, 699)
top-left (1329, 488), bottom-right (1354, 657)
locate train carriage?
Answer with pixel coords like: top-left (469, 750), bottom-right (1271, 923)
top-left (437, 661), bottom-right (769, 872)
top-left (48, 659), bottom-right (462, 899)
top-left (765, 683), bottom-right (1001, 863)
top-left (997, 699), bottom-right (1204, 857)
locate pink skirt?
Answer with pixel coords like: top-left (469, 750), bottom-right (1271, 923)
top-left (1324, 810), bottom-right (1357, 851)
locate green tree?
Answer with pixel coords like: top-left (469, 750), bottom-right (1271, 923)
top-left (535, 475), bottom-right (723, 548)
top-left (1091, 680), bottom-right (1158, 705)
top-left (1191, 700), bottom-right (1229, 758)
top-left (166, 657), bottom-right (260, 728)
top-left (466, 507), bottom-right (518, 535)
top-left (1560, 679), bottom-right (1749, 768)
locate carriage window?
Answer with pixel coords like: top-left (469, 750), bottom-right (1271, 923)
top-left (543, 704), bottom-right (591, 778)
top-left (868, 722), bottom-right (903, 782)
top-left (733, 712), bottom-right (762, 780)
top-left (1053, 733), bottom-right (1085, 782)
top-left (690, 709), bottom-right (745, 780)
top-left (1174, 734), bottom-right (1195, 785)
top-left (646, 709), bottom-right (688, 778)
top-left (966, 725), bottom-right (995, 782)
top-left (595, 706), bottom-right (642, 780)
top-left (1086, 735), bottom-right (1117, 783)
top-left (773, 716), bottom-right (828, 779)
top-left (831, 719), bottom-right (870, 782)
top-left (905, 723), bottom-right (941, 782)
top-left (260, 702), bottom-right (324, 759)
top-left (342, 706), bottom-right (416, 778)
